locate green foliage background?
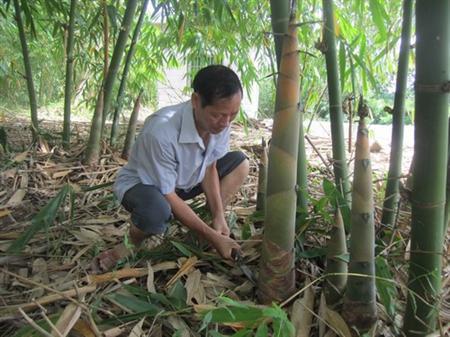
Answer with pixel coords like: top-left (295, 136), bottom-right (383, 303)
top-left (0, 0), bottom-right (412, 124)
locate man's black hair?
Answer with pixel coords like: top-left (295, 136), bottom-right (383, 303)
top-left (192, 65), bottom-right (243, 107)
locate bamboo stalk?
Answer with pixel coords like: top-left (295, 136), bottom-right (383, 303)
top-left (258, 12), bottom-right (300, 303)
top-left (403, 1), bottom-right (449, 334)
top-left (342, 98), bottom-right (377, 331)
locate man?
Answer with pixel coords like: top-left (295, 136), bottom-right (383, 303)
top-left (93, 65), bottom-right (249, 271)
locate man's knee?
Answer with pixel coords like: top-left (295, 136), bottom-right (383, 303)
top-left (131, 199), bottom-right (171, 235)
top-left (217, 150), bottom-right (249, 179)
top-left (123, 184), bottom-right (172, 235)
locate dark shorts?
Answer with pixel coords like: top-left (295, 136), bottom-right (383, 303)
top-left (121, 151), bottom-right (247, 234)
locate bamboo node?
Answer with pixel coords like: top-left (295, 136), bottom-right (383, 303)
top-left (415, 81), bottom-right (450, 93)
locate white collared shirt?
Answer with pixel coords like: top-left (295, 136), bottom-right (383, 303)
top-left (114, 101), bottom-right (230, 202)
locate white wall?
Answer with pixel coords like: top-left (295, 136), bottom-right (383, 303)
top-left (155, 65), bottom-right (260, 119)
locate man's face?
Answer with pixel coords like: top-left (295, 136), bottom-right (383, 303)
top-left (192, 92), bottom-right (242, 135)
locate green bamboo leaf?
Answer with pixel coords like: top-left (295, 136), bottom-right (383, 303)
top-left (211, 306), bottom-right (264, 323)
top-left (220, 0), bottom-right (236, 23)
top-left (7, 185), bottom-right (71, 253)
top-left (107, 292), bottom-right (162, 315)
top-left (255, 323), bottom-right (268, 337)
top-left (232, 330), bottom-right (252, 337)
top-left (106, 4), bottom-right (118, 32)
top-left (167, 280), bottom-right (187, 310)
top-left (298, 247), bottom-right (327, 259)
top-left (375, 256), bottom-right (398, 318)
top-left (323, 178), bottom-right (351, 231)
top-left (368, 0), bottom-right (388, 39)
top-left (170, 240), bottom-right (192, 257)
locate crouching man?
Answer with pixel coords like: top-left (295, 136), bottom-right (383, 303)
top-left (93, 65), bottom-right (249, 271)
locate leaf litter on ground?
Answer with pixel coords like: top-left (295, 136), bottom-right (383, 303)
top-left (0, 117), bottom-right (448, 336)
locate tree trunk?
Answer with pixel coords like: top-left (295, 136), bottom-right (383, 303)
top-left (13, 0), bottom-right (39, 140)
top-left (84, 0), bottom-right (138, 165)
top-left (111, 0), bottom-right (150, 146)
top-left (121, 89), bottom-right (143, 160)
top-left (258, 16), bottom-right (300, 303)
top-left (342, 100), bottom-right (377, 332)
top-left (62, 0), bottom-right (78, 150)
top-left (403, 1), bottom-right (449, 335)
top-left (381, 0), bottom-right (413, 228)
top-left (100, 0), bottom-right (138, 138)
top-left (322, 0), bottom-right (351, 205)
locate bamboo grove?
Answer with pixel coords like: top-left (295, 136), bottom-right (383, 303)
top-left (1, 0), bottom-right (449, 335)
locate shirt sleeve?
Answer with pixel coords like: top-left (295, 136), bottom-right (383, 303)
top-left (135, 131), bottom-right (178, 195)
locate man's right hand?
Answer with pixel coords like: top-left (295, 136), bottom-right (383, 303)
top-left (211, 233), bottom-right (241, 260)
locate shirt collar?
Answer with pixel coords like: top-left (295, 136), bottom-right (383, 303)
top-left (179, 100), bottom-right (204, 145)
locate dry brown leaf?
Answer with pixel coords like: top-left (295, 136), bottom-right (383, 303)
top-left (13, 151), bottom-right (28, 162)
top-left (100, 225), bottom-right (127, 238)
top-left (165, 256), bottom-right (198, 289)
top-left (233, 205), bottom-right (256, 216)
top-left (72, 320), bottom-right (96, 337)
top-left (6, 189), bottom-right (26, 207)
top-left (146, 262), bottom-right (156, 293)
top-left (70, 228), bottom-right (103, 244)
top-left (291, 278), bottom-right (315, 337)
top-left (80, 216), bottom-right (121, 225)
top-left (185, 269), bottom-right (206, 305)
top-left (2, 285), bottom-right (97, 313)
top-left (86, 263), bottom-right (178, 285)
top-left (166, 316), bottom-right (190, 337)
top-left (128, 317), bottom-right (145, 337)
top-left (193, 304), bottom-right (216, 313)
top-left (31, 258), bottom-right (49, 298)
top-left (204, 272), bottom-right (235, 288)
top-left (1, 168), bottom-right (17, 179)
top-left (20, 173), bottom-right (29, 188)
top-left (52, 170), bottom-right (72, 179)
top-left (319, 292), bottom-right (327, 337)
top-left (52, 303), bottom-right (82, 337)
top-left (0, 209), bottom-right (11, 218)
top-left (325, 306), bottom-right (352, 337)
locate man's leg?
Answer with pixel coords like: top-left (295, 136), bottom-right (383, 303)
top-left (219, 158), bottom-right (249, 207)
top-left (92, 184), bottom-right (171, 272)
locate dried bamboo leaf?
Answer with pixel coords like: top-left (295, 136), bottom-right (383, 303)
top-left (167, 316), bottom-right (190, 337)
top-left (31, 258), bottom-right (49, 298)
top-left (20, 173), bottom-right (29, 188)
top-left (0, 284), bottom-right (96, 313)
top-left (185, 269), bottom-right (206, 305)
top-left (52, 170), bottom-right (72, 179)
top-left (291, 278), bottom-right (315, 337)
top-left (165, 256), bottom-right (198, 289)
top-left (13, 151), bottom-right (28, 162)
top-left (72, 320), bottom-right (97, 337)
top-left (52, 303), bottom-right (82, 337)
top-left (146, 262), bottom-right (156, 293)
top-left (128, 317), bottom-right (145, 337)
top-left (0, 209), bottom-right (11, 218)
top-left (6, 189), bottom-right (26, 207)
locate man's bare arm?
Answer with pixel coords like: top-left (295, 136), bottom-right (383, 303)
top-left (164, 192), bottom-right (238, 259)
top-left (201, 161), bottom-right (229, 235)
